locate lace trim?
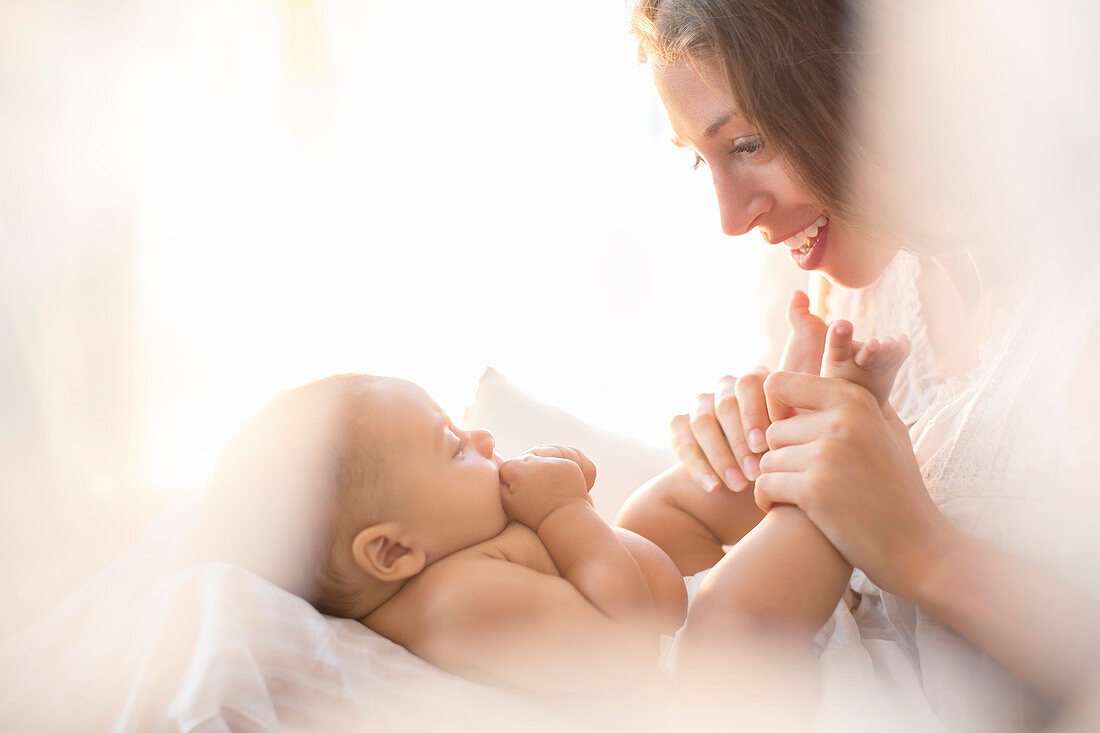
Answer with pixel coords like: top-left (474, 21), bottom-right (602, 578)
top-left (822, 250), bottom-right (940, 424)
top-left (923, 267), bottom-right (1033, 413)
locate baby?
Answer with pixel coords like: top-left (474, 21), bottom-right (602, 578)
top-left (199, 371), bottom-right (689, 703)
top-left (197, 290), bottom-right (905, 713)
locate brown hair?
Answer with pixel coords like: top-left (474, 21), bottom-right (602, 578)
top-left (194, 373), bottom-right (390, 617)
top-left (632, 0), bottom-right (861, 223)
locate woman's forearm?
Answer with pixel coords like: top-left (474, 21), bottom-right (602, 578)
top-left (910, 525), bottom-right (1100, 703)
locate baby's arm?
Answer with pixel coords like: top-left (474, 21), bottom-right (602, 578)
top-left (375, 447), bottom-right (668, 695)
top-left (500, 447), bottom-right (658, 627)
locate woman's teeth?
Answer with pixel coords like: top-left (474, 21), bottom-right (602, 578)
top-left (784, 215), bottom-right (828, 252)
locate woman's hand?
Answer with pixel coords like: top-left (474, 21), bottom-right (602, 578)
top-left (669, 368), bottom-right (773, 494)
top-left (754, 371), bottom-right (954, 597)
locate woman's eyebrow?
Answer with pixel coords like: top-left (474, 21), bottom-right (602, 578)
top-left (704, 111), bottom-right (736, 140)
top-left (670, 111), bottom-right (739, 147)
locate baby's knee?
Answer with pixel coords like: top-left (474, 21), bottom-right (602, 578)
top-left (684, 577), bottom-right (817, 649)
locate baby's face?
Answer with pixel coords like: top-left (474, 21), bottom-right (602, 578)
top-left (361, 378), bottom-right (509, 561)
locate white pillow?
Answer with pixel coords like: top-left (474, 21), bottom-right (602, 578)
top-left (463, 367), bottom-right (677, 521)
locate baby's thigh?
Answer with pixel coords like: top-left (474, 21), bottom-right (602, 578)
top-left (659, 465), bottom-right (766, 546)
top-left (621, 465), bottom-right (765, 547)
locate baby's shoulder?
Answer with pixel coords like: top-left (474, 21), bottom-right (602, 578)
top-left (408, 522), bottom-right (560, 599)
top-left (362, 522), bottom-right (562, 651)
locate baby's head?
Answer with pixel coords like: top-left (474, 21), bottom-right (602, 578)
top-left (198, 374), bottom-right (508, 619)
top-left (313, 375), bottom-right (509, 617)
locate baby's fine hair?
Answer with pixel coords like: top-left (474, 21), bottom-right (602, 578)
top-left (196, 374), bottom-right (390, 616)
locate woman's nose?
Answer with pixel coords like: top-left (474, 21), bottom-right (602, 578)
top-left (468, 428), bottom-right (496, 458)
top-left (712, 168), bottom-right (769, 237)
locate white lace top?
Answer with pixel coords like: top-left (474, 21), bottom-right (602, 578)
top-left (817, 250), bottom-right (1100, 732)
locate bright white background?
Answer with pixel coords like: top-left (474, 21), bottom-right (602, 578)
top-left (124, 0), bottom-right (797, 492)
top-left (0, 0), bottom-right (801, 623)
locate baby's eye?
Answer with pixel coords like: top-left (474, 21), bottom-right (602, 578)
top-left (450, 428), bottom-right (467, 457)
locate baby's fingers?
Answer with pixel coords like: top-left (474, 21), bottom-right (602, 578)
top-left (520, 444), bottom-right (597, 491)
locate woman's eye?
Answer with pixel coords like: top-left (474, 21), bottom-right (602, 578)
top-left (731, 137), bottom-right (765, 156)
top-left (691, 153), bottom-right (706, 170)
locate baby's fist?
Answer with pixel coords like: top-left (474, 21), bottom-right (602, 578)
top-left (499, 454), bottom-right (591, 531)
top-left (515, 444), bottom-right (597, 492)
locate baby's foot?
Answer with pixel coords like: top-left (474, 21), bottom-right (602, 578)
top-left (778, 290), bottom-right (827, 375)
top-left (822, 320), bottom-right (910, 405)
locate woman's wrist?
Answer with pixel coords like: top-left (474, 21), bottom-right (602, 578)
top-left (900, 518), bottom-right (971, 610)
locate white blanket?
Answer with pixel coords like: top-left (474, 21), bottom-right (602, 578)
top-left (0, 556), bottom-right (579, 732)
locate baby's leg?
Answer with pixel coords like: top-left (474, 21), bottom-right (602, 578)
top-left (820, 320), bottom-right (911, 405)
top-left (616, 465), bottom-right (765, 576)
top-left (616, 292), bottom-right (824, 576)
top-left (767, 290), bottom-right (828, 423)
top-left (674, 299), bottom-right (867, 695)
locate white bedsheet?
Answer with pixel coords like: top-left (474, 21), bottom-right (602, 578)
top-left (0, 557), bottom-right (580, 732)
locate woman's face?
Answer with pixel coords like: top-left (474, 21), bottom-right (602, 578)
top-left (652, 57), bottom-right (897, 289)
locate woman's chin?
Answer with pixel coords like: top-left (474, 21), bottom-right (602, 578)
top-left (819, 267), bottom-right (882, 290)
top-left (817, 233), bottom-right (899, 289)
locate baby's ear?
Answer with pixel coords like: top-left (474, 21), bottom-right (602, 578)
top-left (350, 523), bottom-right (426, 582)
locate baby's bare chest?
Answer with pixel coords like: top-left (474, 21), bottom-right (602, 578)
top-left (478, 522), bottom-right (560, 576)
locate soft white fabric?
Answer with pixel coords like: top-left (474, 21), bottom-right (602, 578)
top-left (0, 553), bottom-right (581, 732)
top-left (815, 250), bottom-right (1100, 731)
top-left (0, 374), bottom-right (679, 732)
top-left (657, 567), bottom-right (712, 675)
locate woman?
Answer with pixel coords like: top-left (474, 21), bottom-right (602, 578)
top-left (621, 0), bottom-right (1100, 728)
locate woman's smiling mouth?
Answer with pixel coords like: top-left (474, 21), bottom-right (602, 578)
top-left (784, 216), bottom-right (830, 270)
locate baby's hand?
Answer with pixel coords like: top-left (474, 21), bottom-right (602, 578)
top-left (499, 446), bottom-right (595, 531)
top-left (516, 444), bottom-right (597, 491)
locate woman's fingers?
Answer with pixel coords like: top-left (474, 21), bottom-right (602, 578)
top-left (764, 411), bottom-right (831, 450)
top-left (764, 370), bottom-right (874, 414)
top-left (671, 412), bottom-right (730, 493)
top-left (757, 443), bottom-right (815, 474)
top-left (734, 367), bottom-right (772, 455)
top-left (669, 369), bottom-right (779, 495)
top-left (713, 375), bottom-right (758, 484)
top-left (752, 471), bottom-right (803, 513)
top-left (688, 392), bottom-right (749, 491)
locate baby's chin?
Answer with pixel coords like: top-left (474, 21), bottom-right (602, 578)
top-left (494, 508), bottom-right (511, 535)
top-left (487, 498), bottom-right (510, 536)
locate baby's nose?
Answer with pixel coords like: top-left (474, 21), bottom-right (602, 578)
top-left (469, 428), bottom-right (495, 458)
